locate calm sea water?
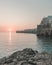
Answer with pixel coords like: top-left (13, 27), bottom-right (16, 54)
top-left (0, 32), bottom-right (52, 58)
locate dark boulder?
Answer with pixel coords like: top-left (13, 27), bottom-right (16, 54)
top-left (22, 48), bottom-right (38, 55)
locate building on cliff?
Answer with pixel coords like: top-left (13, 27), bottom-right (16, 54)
top-left (37, 16), bottom-right (52, 37)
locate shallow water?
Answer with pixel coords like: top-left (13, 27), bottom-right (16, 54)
top-left (0, 32), bottom-right (52, 58)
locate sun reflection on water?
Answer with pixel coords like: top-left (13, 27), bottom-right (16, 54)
top-left (9, 32), bottom-right (12, 45)
top-left (10, 32), bottom-right (11, 41)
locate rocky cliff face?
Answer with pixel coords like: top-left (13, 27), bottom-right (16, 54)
top-left (41, 16), bottom-right (52, 25)
top-left (37, 16), bottom-right (52, 36)
top-left (0, 48), bottom-right (52, 65)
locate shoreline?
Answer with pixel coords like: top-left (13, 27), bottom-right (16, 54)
top-left (0, 48), bottom-right (52, 65)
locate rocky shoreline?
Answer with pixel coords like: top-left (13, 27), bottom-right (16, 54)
top-left (0, 48), bottom-right (52, 65)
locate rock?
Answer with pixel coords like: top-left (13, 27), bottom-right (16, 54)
top-left (21, 61), bottom-right (37, 65)
top-left (4, 58), bottom-right (13, 64)
top-left (22, 48), bottom-right (38, 55)
top-left (0, 57), bottom-right (6, 64)
top-left (0, 48), bottom-right (52, 65)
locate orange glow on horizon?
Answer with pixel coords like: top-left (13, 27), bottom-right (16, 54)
top-left (7, 26), bottom-right (17, 32)
top-left (8, 28), bottom-right (12, 32)
top-left (0, 24), bottom-right (36, 32)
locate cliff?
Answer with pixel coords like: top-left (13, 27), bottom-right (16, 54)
top-left (37, 16), bottom-right (52, 37)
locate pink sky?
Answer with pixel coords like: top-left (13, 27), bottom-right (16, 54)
top-left (0, 0), bottom-right (52, 31)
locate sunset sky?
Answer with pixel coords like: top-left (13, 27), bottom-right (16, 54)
top-left (0, 0), bottom-right (52, 31)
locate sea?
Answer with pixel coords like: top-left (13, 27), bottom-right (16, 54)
top-left (0, 32), bottom-right (52, 58)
